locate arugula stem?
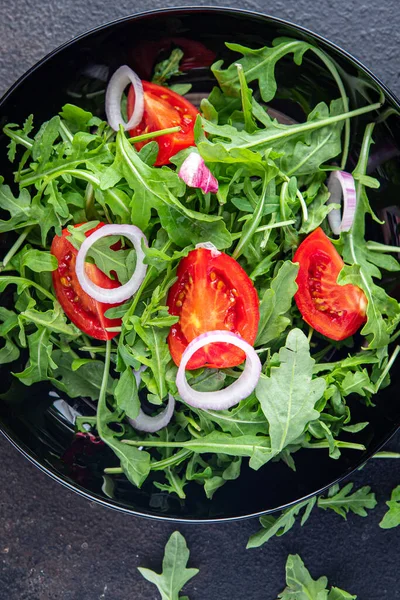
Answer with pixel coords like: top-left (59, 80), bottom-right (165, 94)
top-left (304, 441), bottom-right (366, 451)
top-left (3, 126), bottom-right (33, 149)
top-left (104, 467), bottom-right (124, 474)
top-left (310, 47), bottom-right (350, 169)
top-left (279, 172), bottom-right (308, 222)
top-left (150, 449), bottom-right (193, 471)
top-left (80, 345), bottom-right (108, 353)
top-left (366, 241), bottom-right (400, 253)
top-left (230, 219), bottom-right (295, 241)
top-left (279, 180), bottom-right (288, 220)
top-left (373, 451), bottom-right (400, 459)
top-left (105, 326), bottom-right (123, 333)
top-left (203, 192), bottom-right (211, 214)
top-left (0, 225), bottom-right (34, 271)
top-left (124, 239), bottom-right (173, 321)
top-left (97, 339), bottom-right (112, 437)
top-left (59, 120), bottom-right (74, 143)
top-left (374, 345), bottom-right (400, 392)
top-left (233, 177), bottom-right (268, 259)
top-left (241, 102), bottom-right (382, 151)
top-left (128, 126), bottom-right (181, 144)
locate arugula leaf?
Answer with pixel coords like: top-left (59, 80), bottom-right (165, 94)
top-left (212, 39), bottom-right (311, 102)
top-left (11, 247), bottom-right (58, 273)
top-left (18, 302), bottom-right (80, 337)
top-left (114, 367), bottom-right (140, 419)
top-left (328, 589), bottom-right (357, 600)
top-left (279, 555), bottom-right (357, 600)
top-left (279, 554), bottom-right (329, 600)
top-left (256, 329), bottom-right (325, 456)
top-left (138, 531), bottom-right (198, 600)
top-left (14, 326), bottom-right (54, 385)
top-left (247, 497), bottom-right (316, 548)
top-left (131, 322), bottom-right (171, 403)
top-left (0, 181), bottom-right (38, 233)
top-left (256, 261), bottom-right (298, 346)
top-left (317, 483), bottom-right (377, 518)
top-left (339, 123), bottom-right (400, 348)
top-left (52, 351), bottom-right (114, 400)
top-left (97, 341), bottom-right (151, 487)
top-left (379, 485), bottom-right (400, 529)
top-left (200, 395), bottom-right (268, 436)
top-left (101, 130), bottom-right (232, 249)
top-left (0, 339), bottom-right (20, 364)
top-left (152, 48), bottom-right (185, 86)
top-left (4, 115), bottom-right (34, 162)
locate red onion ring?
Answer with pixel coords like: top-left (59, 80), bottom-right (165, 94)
top-left (176, 330), bottom-right (262, 410)
top-left (327, 170), bottom-right (357, 235)
top-left (75, 224), bottom-right (148, 304)
top-left (127, 394), bottom-right (175, 433)
top-left (105, 65), bottom-right (144, 131)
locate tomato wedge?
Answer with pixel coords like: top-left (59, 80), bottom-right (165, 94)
top-left (128, 81), bottom-right (199, 166)
top-left (167, 248), bottom-right (260, 369)
top-left (51, 223), bottom-right (122, 341)
top-left (293, 227), bottom-right (367, 341)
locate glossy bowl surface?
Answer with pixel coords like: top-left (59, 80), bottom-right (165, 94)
top-left (1, 7), bottom-right (399, 522)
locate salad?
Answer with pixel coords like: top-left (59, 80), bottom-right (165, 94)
top-left (0, 37), bottom-right (399, 501)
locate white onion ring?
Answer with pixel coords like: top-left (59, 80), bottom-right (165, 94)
top-left (105, 65), bottom-right (144, 131)
top-left (128, 394), bottom-right (175, 433)
top-left (195, 241), bottom-right (221, 257)
top-left (75, 224), bottom-right (148, 304)
top-left (176, 330), bottom-right (262, 410)
top-left (327, 170), bottom-right (357, 235)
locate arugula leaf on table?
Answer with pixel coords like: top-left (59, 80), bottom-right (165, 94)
top-left (138, 531), bottom-right (198, 600)
top-left (317, 483), bottom-right (377, 518)
top-left (256, 260), bottom-right (299, 346)
top-left (379, 485), bottom-right (400, 529)
top-left (256, 329), bottom-right (325, 458)
top-left (279, 554), bottom-right (357, 600)
top-left (247, 497), bottom-right (316, 548)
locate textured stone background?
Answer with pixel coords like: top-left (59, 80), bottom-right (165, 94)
top-left (1, 2), bottom-right (400, 599)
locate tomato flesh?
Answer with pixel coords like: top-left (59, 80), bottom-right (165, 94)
top-left (128, 81), bottom-right (199, 166)
top-left (167, 248), bottom-right (260, 369)
top-left (293, 227), bottom-right (367, 341)
top-left (51, 224), bottom-right (122, 341)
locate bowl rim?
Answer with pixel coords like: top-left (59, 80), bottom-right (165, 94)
top-left (0, 5), bottom-right (399, 523)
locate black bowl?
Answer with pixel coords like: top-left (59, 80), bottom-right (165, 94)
top-left (1, 7), bottom-right (399, 522)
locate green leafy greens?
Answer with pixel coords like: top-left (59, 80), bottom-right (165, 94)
top-left (0, 37), bottom-right (398, 499)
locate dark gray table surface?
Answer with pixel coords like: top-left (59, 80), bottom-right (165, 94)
top-left (1, 2), bottom-right (400, 599)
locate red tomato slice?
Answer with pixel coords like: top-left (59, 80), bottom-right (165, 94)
top-left (167, 248), bottom-right (260, 369)
top-left (128, 81), bottom-right (199, 166)
top-left (51, 223), bottom-right (122, 341)
top-left (293, 227), bottom-right (367, 341)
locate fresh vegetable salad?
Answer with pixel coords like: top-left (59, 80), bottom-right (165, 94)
top-left (1, 37), bottom-right (399, 500)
